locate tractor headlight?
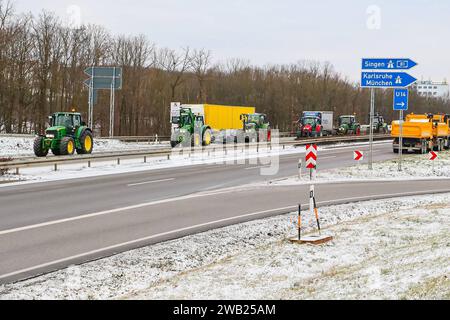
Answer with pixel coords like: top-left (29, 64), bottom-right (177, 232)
top-left (46, 134), bottom-right (55, 138)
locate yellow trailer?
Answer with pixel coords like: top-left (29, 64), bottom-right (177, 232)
top-left (203, 104), bottom-right (256, 131)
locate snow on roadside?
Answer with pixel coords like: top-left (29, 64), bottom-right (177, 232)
top-left (0, 139), bottom-right (396, 186)
top-left (0, 142), bottom-right (305, 186)
top-left (266, 150), bottom-right (450, 186)
top-left (0, 136), bottom-right (168, 158)
top-left (1, 193), bottom-right (449, 300)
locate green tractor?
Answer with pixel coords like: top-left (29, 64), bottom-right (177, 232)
top-left (337, 115), bottom-right (361, 135)
top-left (371, 113), bottom-right (389, 134)
top-left (34, 112), bottom-right (94, 157)
top-left (241, 113), bottom-right (271, 143)
top-left (170, 108), bottom-right (213, 148)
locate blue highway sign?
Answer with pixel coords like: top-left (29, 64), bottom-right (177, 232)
top-left (84, 77), bottom-right (122, 90)
top-left (361, 72), bottom-right (417, 88)
top-left (393, 89), bottom-right (409, 111)
top-left (84, 67), bottom-right (122, 78)
top-left (362, 58), bottom-right (417, 70)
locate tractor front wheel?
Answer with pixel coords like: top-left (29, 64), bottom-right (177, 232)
top-left (77, 131), bottom-right (94, 154)
top-left (60, 137), bottom-right (75, 156)
top-left (33, 136), bottom-right (49, 157)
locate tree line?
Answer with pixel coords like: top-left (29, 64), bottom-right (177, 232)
top-left (1, 0), bottom-right (449, 136)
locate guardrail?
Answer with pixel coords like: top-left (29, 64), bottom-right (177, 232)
top-left (101, 136), bottom-right (171, 143)
top-left (0, 134), bottom-right (392, 174)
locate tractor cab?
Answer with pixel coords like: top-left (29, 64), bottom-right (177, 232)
top-left (194, 115), bottom-right (206, 129)
top-left (338, 115), bottom-right (361, 135)
top-left (372, 113), bottom-right (384, 125)
top-left (48, 113), bottom-right (84, 136)
top-left (339, 115), bottom-right (356, 126)
top-left (241, 113), bottom-right (271, 142)
top-left (242, 113), bottom-right (269, 129)
top-left (178, 108), bottom-right (194, 129)
top-left (34, 112), bottom-right (93, 157)
top-left (301, 116), bottom-right (321, 126)
top-left (171, 108), bottom-right (213, 148)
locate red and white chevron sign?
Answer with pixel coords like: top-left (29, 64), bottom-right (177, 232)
top-left (429, 151), bottom-right (438, 161)
top-left (306, 144), bottom-right (318, 169)
top-left (354, 150), bottom-right (364, 161)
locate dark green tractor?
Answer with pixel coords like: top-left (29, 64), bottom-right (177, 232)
top-left (241, 113), bottom-right (271, 143)
top-left (371, 113), bottom-right (388, 134)
top-left (34, 112), bottom-right (94, 157)
top-left (170, 108), bottom-right (213, 148)
top-left (337, 115), bottom-right (361, 135)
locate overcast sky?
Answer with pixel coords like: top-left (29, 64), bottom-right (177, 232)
top-left (13, 0), bottom-right (450, 82)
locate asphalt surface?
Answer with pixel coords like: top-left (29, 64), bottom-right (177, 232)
top-left (1, 141), bottom-right (449, 284)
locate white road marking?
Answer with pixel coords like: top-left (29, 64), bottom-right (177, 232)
top-left (127, 178), bottom-right (175, 187)
top-left (0, 182), bottom-right (448, 239)
top-left (0, 205), bottom-right (296, 280)
top-left (1, 188), bottom-right (450, 280)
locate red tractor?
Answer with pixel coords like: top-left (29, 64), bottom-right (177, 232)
top-left (297, 111), bottom-right (333, 138)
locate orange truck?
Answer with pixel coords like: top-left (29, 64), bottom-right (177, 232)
top-left (391, 113), bottom-right (450, 154)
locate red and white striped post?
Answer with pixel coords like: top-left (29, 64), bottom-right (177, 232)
top-left (306, 144), bottom-right (318, 181)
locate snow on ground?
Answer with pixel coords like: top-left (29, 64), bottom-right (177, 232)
top-left (0, 135), bottom-right (168, 158)
top-left (0, 141), bottom-right (312, 186)
top-left (0, 139), bottom-right (395, 186)
top-left (264, 149), bottom-right (450, 187)
top-left (1, 193), bottom-right (449, 300)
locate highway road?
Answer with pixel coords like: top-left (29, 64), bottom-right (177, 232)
top-left (1, 141), bottom-right (449, 284)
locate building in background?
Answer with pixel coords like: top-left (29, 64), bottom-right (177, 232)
top-left (411, 79), bottom-right (450, 100)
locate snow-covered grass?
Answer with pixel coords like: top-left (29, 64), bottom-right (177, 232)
top-left (0, 136), bottom-right (168, 158)
top-left (1, 193), bottom-right (449, 300)
top-left (266, 149), bottom-right (450, 187)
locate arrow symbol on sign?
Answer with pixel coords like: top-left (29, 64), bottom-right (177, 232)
top-left (396, 102), bottom-right (405, 107)
top-left (429, 151), bottom-right (437, 161)
top-left (354, 150), bottom-right (364, 161)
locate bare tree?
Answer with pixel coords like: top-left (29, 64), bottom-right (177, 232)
top-left (191, 49), bottom-right (211, 101)
top-left (155, 47), bottom-right (192, 99)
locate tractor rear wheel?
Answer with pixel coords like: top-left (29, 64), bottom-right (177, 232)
top-left (77, 131), bottom-right (93, 154)
top-left (33, 136), bottom-right (49, 157)
top-left (60, 137), bottom-right (75, 156)
top-left (202, 129), bottom-right (212, 146)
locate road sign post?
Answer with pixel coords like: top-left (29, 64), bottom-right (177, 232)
top-left (399, 110), bottom-right (404, 171)
top-left (369, 88), bottom-right (375, 170)
top-left (298, 159), bottom-right (302, 180)
top-left (84, 67), bottom-right (122, 137)
top-left (354, 150), bottom-right (364, 169)
top-left (429, 151), bottom-right (437, 173)
top-left (306, 144), bottom-right (317, 181)
top-left (394, 89), bottom-right (409, 172)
